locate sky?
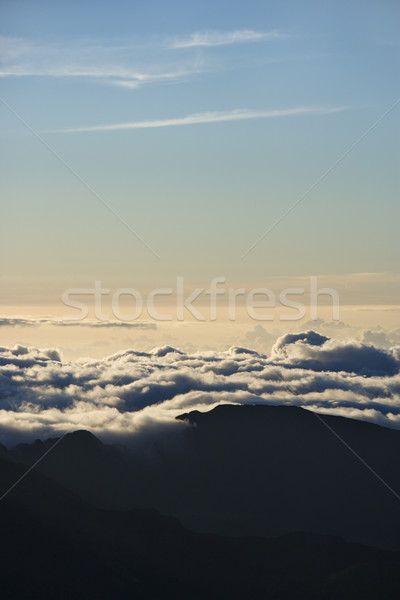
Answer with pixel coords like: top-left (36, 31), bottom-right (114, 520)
top-left (0, 0), bottom-right (399, 356)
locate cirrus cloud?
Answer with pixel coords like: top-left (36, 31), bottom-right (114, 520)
top-left (170, 29), bottom-right (285, 49)
top-left (55, 106), bottom-right (347, 134)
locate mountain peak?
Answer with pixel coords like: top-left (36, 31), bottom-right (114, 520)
top-left (61, 430), bottom-right (102, 447)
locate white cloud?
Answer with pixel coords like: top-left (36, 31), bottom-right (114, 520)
top-left (0, 332), bottom-right (399, 444)
top-left (0, 35), bottom-right (201, 89)
top-left (170, 29), bottom-right (285, 49)
top-left (56, 106), bottom-right (346, 133)
top-left (0, 62), bottom-right (194, 88)
top-left (0, 29), bottom-right (286, 91)
top-left (271, 331), bottom-right (399, 375)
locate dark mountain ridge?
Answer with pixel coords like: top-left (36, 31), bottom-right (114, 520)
top-left (5, 404), bottom-right (400, 549)
top-left (1, 451), bottom-right (400, 599)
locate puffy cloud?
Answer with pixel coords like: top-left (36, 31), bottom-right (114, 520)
top-left (361, 327), bottom-right (400, 349)
top-left (240, 321), bottom-right (400, 355)
top-left (242, 324), bottom-right (278, 352)
top-left (271, 331), bottom-right (399, 375)
top-left (0, 332), bottom-right (399, 445)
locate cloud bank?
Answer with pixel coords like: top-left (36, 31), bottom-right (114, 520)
top-left (1, 332), bottom-right (399, 445)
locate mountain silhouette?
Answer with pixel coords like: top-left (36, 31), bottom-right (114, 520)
top-left (8, 404), bottom-right (400, 549)
top-left (1, 450), bottom-right (400, 599)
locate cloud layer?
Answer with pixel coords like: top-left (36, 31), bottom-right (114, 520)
top-left (1, 332), bottom-right (399, 445)
top-left (0, 317), bottom-right (156, 329)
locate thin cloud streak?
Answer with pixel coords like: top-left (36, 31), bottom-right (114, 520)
top-left (0, 35), bottom-right (202, 89)
top-left (171, 29), bottom-right (285, 49)
top-left (56, 106), bottom-right (347, 133)
top-left (0, 65), bottom-right (196, 88)
top-left (0, 30), bottom-right (283, 89)
top-left (0, 317), bottom-right (156, 329)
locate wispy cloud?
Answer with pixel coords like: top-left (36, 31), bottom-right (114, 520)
top-left (0, 30), bottom-right (285, 89)
top-left (0, 317), bottom-right (156, 329)
top-left (0, 63), bottom-right (197, 89)
top-left (55, 106), bottom-right (346, 133)
top-left (170, 29), bottom-right (285, 49)
top-left (0, 35), bottom-right (202, 89)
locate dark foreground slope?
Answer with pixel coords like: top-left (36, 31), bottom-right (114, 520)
top-left (1, 453), bottom-right (400, 600)
top-left (8, 405), bottom-right (400, 549)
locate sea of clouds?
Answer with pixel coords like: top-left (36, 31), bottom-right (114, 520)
top-left (1, 330), bottom-right (400, 445)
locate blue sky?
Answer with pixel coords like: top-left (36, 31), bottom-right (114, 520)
top-left (0, 0), bottom-right (399, 311)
